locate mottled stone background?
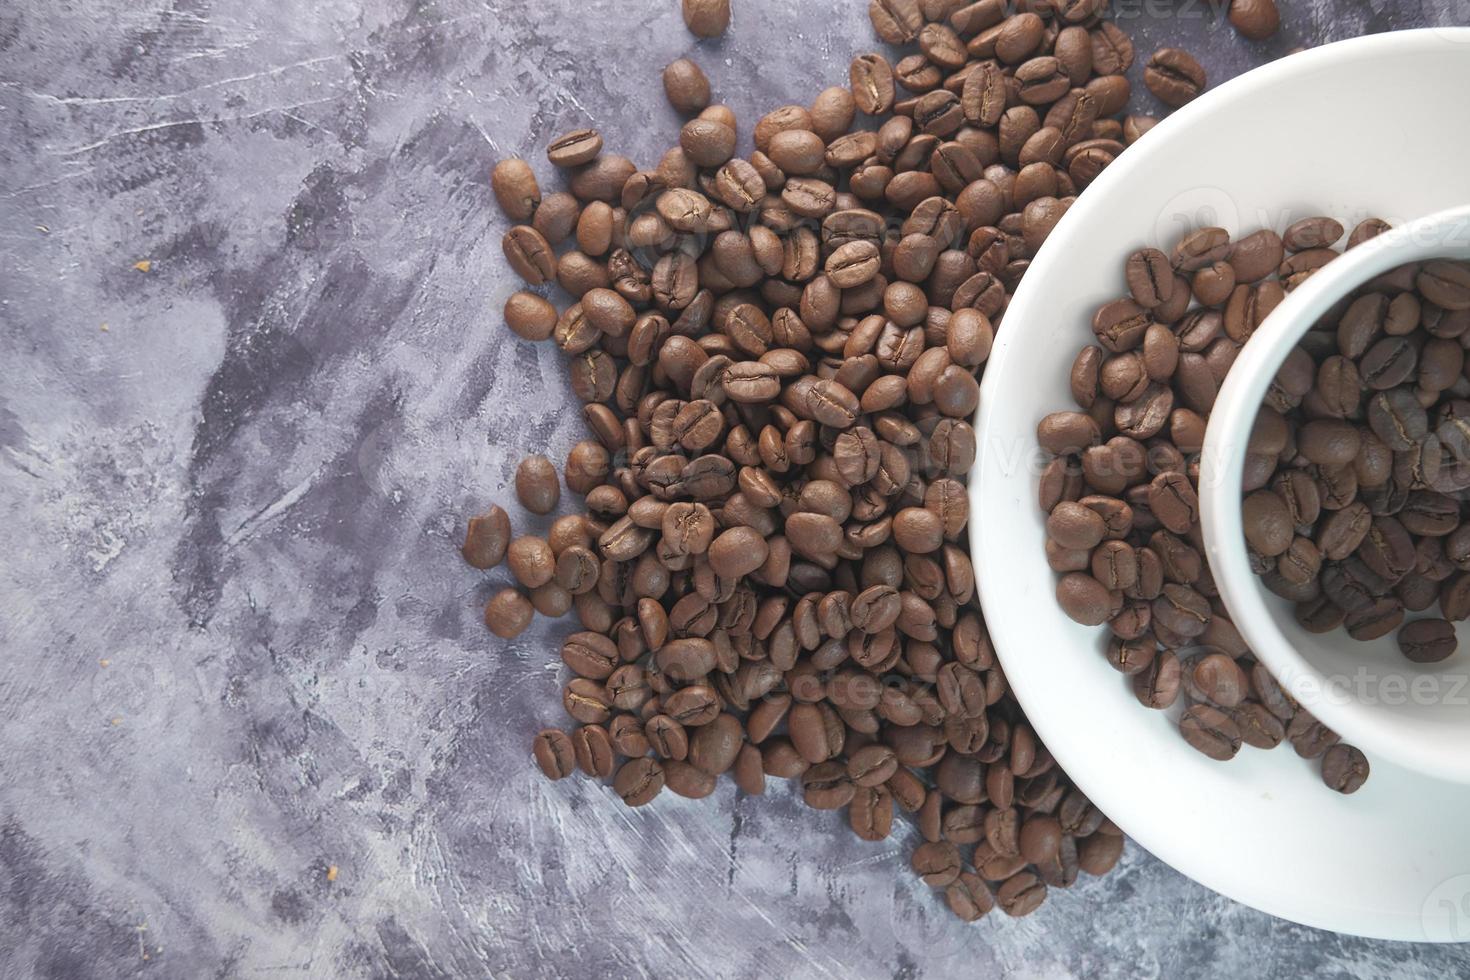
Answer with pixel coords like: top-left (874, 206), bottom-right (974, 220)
top-left (3, 0), bottom-right (1469, 976)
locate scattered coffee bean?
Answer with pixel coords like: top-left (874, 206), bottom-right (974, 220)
top-left (491, 158), bottom-right (540, 222)
top-left (462, 505), bottom-right (512, 569)
top-left (547, 129), bottom-right (604, 168)
top-left (515, 455), bottom-right (561, 514)
top-left (682, 0), bottom-right (730, 37)
top-left (1228, 0), bottom-right (1281, 41)
top-left (1320, 743), bottom-right (1370, 794)
top-left (614, 757), bottom-right (666, 806)
top-left (485, 588), bottom-right (534, 639)
top-left (533, 729), bottom-right (577, 780)
top-left (1143, 48), bottom-right (1205, 108)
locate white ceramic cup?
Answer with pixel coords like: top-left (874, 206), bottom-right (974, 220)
top-left (1201, 204), bottom-right (1470, 785)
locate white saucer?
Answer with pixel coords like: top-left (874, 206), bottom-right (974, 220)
top-left (972, 29), bottom-right (1470, 942)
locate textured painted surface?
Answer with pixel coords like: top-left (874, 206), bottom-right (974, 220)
top-left (2, 0), bottom-right (1469, 976)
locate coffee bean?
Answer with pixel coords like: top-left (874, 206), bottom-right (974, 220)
top-left (1288, 710), bottom-right (1339, 759)
top-left (503, 225), bottom-right (557, 285)
top-left (485, 587), bottom-right (534, 639)
top-left (1180, 704), bottom-right (1242, 761)
top-left (572, 724), bottom-right (615, 778)
top-left (1419, 260), bottom-right (1470, 311)
top-left (850, 53), bottom-right (896, 116)
top-left (911, 840), bottom-right (962, 887)
top-left (802, 761), bottom-right (856, 809)
top-left (1398, 617), bottom-right (1458, 663)
top-left (614, 757), bottom-right (665, 806)
top-left (996, 872), bottom-right (1047, 917)
top-left (1320, 744), bottom-right (1370, 794)
top-left (662, 58), bottom-right (711, 114)
top-left (533, 729), bottom-right (577, 780)
top-left (547, 129), bottom-right (603, 168)
top-left (681, 0), bottom-right (730, 37)
top-left (1144, 48), bottom-right (1205, 108)
top-left (1126, 248), bottom-right (1174, 308)
top-left (1283, 216), bottom-right (1344, 252)
top-left (514, 455), bottom-right (561, 515)
top-left (1242, 489), bottom-right (1293, 557)
top-left (1056, 572), bottom-right (1117, 626)
top-left (1228, 0), bottom-right (1280, 40)
top-left (463, 505), bottom-right (512, 570)
top-left (491, 158), bottom-right (541, 222)
top-left (944, 872), bottom-right (996, 922)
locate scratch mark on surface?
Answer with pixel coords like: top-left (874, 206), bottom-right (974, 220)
top-left (53, 98), bottom-right (341, 155)
top-left (28, 56), bottom-right (342, 108)
top-left (226, 471), bottom-right (318, 548)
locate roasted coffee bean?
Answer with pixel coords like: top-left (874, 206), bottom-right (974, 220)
top-left (1288, 711), bottom-right (1340, 760)
top-left (851, 53), bottom-right (896, 116)
top-left (1320, 744), bottom-right (1370, 794)
top-left (869, 0), bottom-right (922, 44)
top-left (1228, 0), bottom-right (1281, 41)
top-left (911, 840), bottom-right (962, 887)
top-left (682, 0), bottom-right (730, 37)
top-left (944, 872), bottom-right (996, 922)
top-left (1398, 617), bottom-right (1458, 663)
top-left (1144, 48), bottom-right (1205, 108)
top-left (572, 724), bottom-right (615, 778)
top-left (515, 455), bottom-right (561, 514)
top-left (802, 761), bottom-right (856, 810)
top-left (663, 58), bottom-right (711, 114)
top-left (485, 588), bottom-right (534, 639)
top-left (614, 758), bottom-right (665, 806)
top-left (492, 158), bottom-right (542, 223)
top-left (1126, 248), bottom-right (1174, 309)
top-left (463, 505), bottom-right (512, 569)
top-left (1180, 704), bottom-right (1242, 761)
top-left (503, 225), bottom-right (557, 285)
top-left (996, 872), bottom-right (1047, 918)
top-left (533, 729), bottom-right (577, 780)
top-left (547, 128), bottom-right (603, 168)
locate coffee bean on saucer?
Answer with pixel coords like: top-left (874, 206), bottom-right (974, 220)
top-left (1321, 743), bottom-right (1370, 794)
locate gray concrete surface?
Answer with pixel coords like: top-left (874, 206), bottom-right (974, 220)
top-left (2, 0), bottom-right (1469, 976)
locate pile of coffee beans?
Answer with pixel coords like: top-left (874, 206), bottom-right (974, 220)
top-left (471, 0), bottom-right (1218, 923)
top-left (1035, 217), bottom-right (1398, 794)
top-left (1240, 249), bottom-right (1470, 665)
